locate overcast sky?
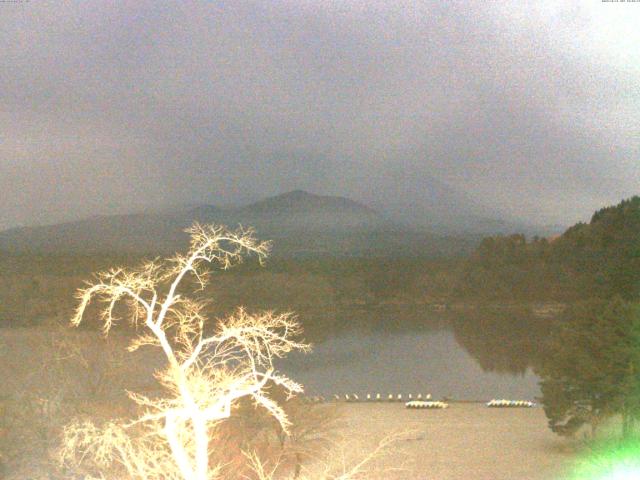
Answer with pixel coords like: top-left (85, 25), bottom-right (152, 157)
top-left (1, 1), bottom-right (639, 230)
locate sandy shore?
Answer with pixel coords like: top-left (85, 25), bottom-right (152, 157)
top-left (1, 326), bottom-right (579, 479)
top-left (0, 402), bottom-right (580, 480)
top-left (322, 402), bottom-right (578, 480)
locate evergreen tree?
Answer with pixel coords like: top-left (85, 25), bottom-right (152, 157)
top-left (537, 298), bottom-right (640, 438)
top-left (456, 195), bottom-right (640, 302)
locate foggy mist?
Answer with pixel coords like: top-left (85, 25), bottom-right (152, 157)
top-left (1, 1), bottom-right (639, 230)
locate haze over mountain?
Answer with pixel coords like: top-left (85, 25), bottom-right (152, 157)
top-left (2, 3), bottom-right (639, 233)
top-left (0, 190), bottom-right (499, 257)
top-left (191, 190), bottom-right (386, 232)
top-left (356, 170), bottom-right (550, 234)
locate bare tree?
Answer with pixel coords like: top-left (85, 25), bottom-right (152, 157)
top-left (59, 224), bottom-right (310, 480)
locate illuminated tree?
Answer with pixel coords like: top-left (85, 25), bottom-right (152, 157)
top-left (59, 224), bottom-right (310, 480)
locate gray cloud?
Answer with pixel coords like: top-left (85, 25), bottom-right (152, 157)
top-left (1, 0), bottom-right (638, 230)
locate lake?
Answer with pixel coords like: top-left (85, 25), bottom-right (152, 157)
top-left (278, 306), bottom-right (546, 401)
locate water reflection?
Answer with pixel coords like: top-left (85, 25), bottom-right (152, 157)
top-left (278, 306), bottom-right (553, 400)
top-left (450, 306), bottom-right (555, 375)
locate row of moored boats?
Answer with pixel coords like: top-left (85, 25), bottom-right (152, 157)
top-left (303, 395), bottom-right (536, 409)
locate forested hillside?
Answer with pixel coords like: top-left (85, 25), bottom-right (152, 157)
top-left (0, 253), bottom-right (459, 337)
top-left (455, 196), bottom-right (640, 302)
top-left (0, 191), bottom-right (480, 258)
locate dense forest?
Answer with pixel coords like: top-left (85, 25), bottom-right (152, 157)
top-left (3, 196), bottom-right (639, 332)
top-left (455, 196), bottom-right (640, 302)
top-left (0, 253), bottom-right (459, 340)
top-left (2, 196), bottom-right (640, 444)
top-left (449, 196), bottom-right (640, 439)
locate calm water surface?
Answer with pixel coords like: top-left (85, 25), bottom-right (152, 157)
top-left (278, 307), bottom-right (543, 401)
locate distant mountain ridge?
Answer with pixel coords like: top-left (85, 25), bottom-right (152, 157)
top-left (0, 190), bottom-right (556, 257)
top-left (0, 190), bottom-right (451, 256)
top-left (190, 190), bottom-right (387, 232)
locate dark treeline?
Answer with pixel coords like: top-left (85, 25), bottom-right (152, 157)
top-left (455, 196), bottom-right (640, 302)
top-left (450, 305), bottom-right (555, 376)
top-left (0, 253), bottom-right (141, 326)
top-left (0, 252), bottom-right (460, 336)
top-left (3, 196), bottom-right (640, 441)
top-left (536, 298), bottom-right (640, 438)
top-left (454, 196), bottom-right (640, 439)
top-left (444, 196), bottom-right (640, 439)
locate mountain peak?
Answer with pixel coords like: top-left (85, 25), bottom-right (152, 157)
top-left (239, 190), bottom-right (382, 221)
top-left (262, 190), bottom-right (322, 204)
top-left (184, 190), bottom-right (388, 235)
top-left (281, 189), bottom-right (311, 197)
